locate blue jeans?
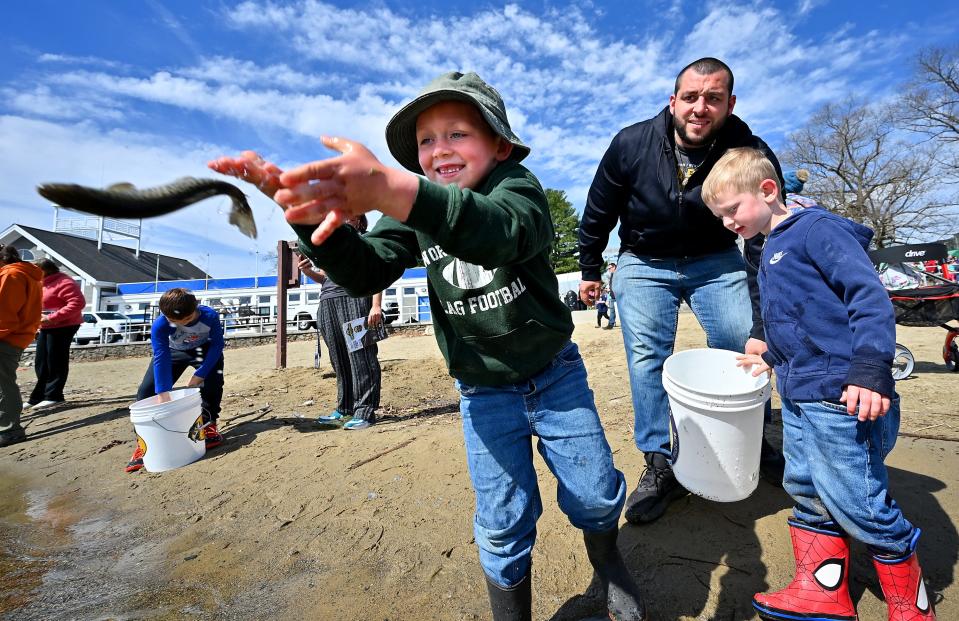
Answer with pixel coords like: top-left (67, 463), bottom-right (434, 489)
top-left (608, 297), bottom-right (617, 326)
top-left (781, 396), bottom-right (915, 555)
top-left (615, 248), bottom-right (751, 455)
top-left (457, 342), bottom-right (627, 587)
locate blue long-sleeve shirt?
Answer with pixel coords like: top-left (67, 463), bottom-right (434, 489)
top-left (149, 305), bottom-right (224, 392)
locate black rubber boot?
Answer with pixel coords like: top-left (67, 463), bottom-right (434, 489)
top-left (583, 528), bottom-right (648, 621)
top-left (485, 573), bottom-right (532, 621)
top-left (624, 452), bottom-right (688, 524)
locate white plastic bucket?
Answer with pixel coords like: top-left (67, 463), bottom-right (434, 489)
top-left (663, 348), bottom-right (771, 502)
top-left (129, 388), bottom-right (206, 472)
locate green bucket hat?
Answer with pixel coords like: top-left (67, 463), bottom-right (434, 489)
top-left (385, 71), bottom-right (530, 174)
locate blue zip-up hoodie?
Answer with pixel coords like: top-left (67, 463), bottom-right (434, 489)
top-left (758, 204), bottom-right (895, 400)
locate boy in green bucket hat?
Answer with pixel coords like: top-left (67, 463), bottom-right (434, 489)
top-left (211, 71), bottom-right (648, 621)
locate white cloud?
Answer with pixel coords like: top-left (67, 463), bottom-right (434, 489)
top-left (178, 56), bottom-right (337, 91)
top-left (797, 0), bottom-right (828, 15)
top-left (4, 85), bottom-right (125, 122)
top-left (146, 0), bottom-right (204, 60)
top-left (38, 53), bottom-right (130, 71)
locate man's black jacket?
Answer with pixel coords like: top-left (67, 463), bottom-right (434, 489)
top-left (578, 106), bottom-right (784, 341)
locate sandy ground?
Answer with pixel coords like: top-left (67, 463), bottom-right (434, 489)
top-left (1, 311), bottom-right (956, 620)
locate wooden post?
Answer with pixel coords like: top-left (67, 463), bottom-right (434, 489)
top-left (275, 240), bottom-right (301, 368)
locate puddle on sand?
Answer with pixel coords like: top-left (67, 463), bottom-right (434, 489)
top-left (0, 474), bottom-right (156, 620)
top-left (0, 474), bottom-right (249, 620)
top-left (0, 476), bottom-right (59, 615)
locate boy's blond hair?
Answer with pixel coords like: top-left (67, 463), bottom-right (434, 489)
top-left (702, 147), bottom-right (780, 206)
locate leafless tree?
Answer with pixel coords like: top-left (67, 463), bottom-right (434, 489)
top-left (784, 99), bottom-right (952, 247)
top-left (899, 46), bottom-right (959, 172)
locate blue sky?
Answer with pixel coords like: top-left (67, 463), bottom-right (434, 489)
top-left (2, 0), bottom-right (956, 278)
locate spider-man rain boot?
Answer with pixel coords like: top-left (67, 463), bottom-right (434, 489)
top-left (872, 528), bottom-right (936, 620)
top-left (753, 518), bottom-right (857, 621)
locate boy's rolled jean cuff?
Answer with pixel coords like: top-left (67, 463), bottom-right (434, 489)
top-left (475, 517), bottom-right (537, 588)
top-left (569, 471), bottom-right (627, 534)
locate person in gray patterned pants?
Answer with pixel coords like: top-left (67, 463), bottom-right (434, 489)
top-left (297, 217), bottom-right (386, 430)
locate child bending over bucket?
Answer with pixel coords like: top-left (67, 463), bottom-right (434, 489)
top-left (211, 71), bottom-right (648, 620)
top-left (126, 288), bottom-right (225, 473)
top-left (702, 147), bottom-right (935, 621)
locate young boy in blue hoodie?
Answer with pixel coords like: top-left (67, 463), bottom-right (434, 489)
top-left (210, 72), bottom-right (647, 621)
top-left (702, 147), bottom-right (935, 621)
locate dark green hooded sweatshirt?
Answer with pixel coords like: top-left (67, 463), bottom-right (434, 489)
top-left (293, 160), bottom-right (573, 386)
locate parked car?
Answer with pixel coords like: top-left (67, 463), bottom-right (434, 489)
top-left (74, 311), bottom-right (133, 345)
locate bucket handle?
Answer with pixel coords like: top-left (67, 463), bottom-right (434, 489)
top-left (152, 418), bottom-right (211, 435)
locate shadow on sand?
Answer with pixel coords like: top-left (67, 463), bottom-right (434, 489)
top-left (549, 449), bottom-right (955, 620)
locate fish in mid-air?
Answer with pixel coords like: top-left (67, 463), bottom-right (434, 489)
top-left (36, 177), bottom-right (257, 238)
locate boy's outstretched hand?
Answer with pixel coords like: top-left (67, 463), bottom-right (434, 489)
top-left (207, 150), bottom-right (284, 199)
top-left (736, 353), bottom-right (771, 377)
top-left (275, 136), bottom-right (419, 246)
top-left (841, 385), bottom-right (890, 421)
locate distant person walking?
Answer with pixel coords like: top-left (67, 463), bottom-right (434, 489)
top-left (29, 259), bottom-right (86, 410)
top-left (0, 244), bottom-right (43, 447)
top-left (595, 290), bottom-right (610, 328)
top-left (603, 262), bottom-right (617, 329)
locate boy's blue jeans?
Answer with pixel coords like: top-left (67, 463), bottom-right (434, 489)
top-left (614, 248), bottom-right (752, 455)
top-left (781, 396), bottom-right (915, 555)
top-left (456, 341), bottom-right (627, 588)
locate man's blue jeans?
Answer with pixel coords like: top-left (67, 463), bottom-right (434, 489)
top-left (615, 248), bottom-right (752, 456)
top-left (781, 396), bottom-right (915, 555)
top-left (457, 342), bottom-right (627, 587)
top-left (608, 297), bottom-right (617, 327)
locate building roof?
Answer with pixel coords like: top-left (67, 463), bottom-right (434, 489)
top-left (12, 224), bottom-right (207, 283)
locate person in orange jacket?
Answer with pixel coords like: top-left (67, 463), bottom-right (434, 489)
top-left (0, 244), bottom-right (43, 447)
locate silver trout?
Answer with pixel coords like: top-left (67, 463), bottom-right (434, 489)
top-left (36, 177), bottom-right (257, 238)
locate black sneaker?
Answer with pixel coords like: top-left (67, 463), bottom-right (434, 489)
top-left (0, 426), bottom-right (27, 448)
top-left (624, 453), bottom-right (688, 524)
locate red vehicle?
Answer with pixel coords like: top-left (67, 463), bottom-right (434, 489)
top-left (870, 243), bottom-right (959, 378)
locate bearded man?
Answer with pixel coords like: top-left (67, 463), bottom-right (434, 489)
top-left (578, 57), bottom-right (785, 524)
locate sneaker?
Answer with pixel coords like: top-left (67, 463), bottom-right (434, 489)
top-left (316, 411), bottom-right (346, 423)
top-left (204, 423), bottom-right (223, 450)
top-left (30, 400), bottom-right (63, 410)
top-left (343, 418), bottom-right (371, 430)
top-left (602, 325), bottom-right (614, 330)
top-left (624, 453), bottom-right (688, 524)
top-left (0, 427), bottom-right (27, 448)
top-left (125, 445), bottom-right (145, 473)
